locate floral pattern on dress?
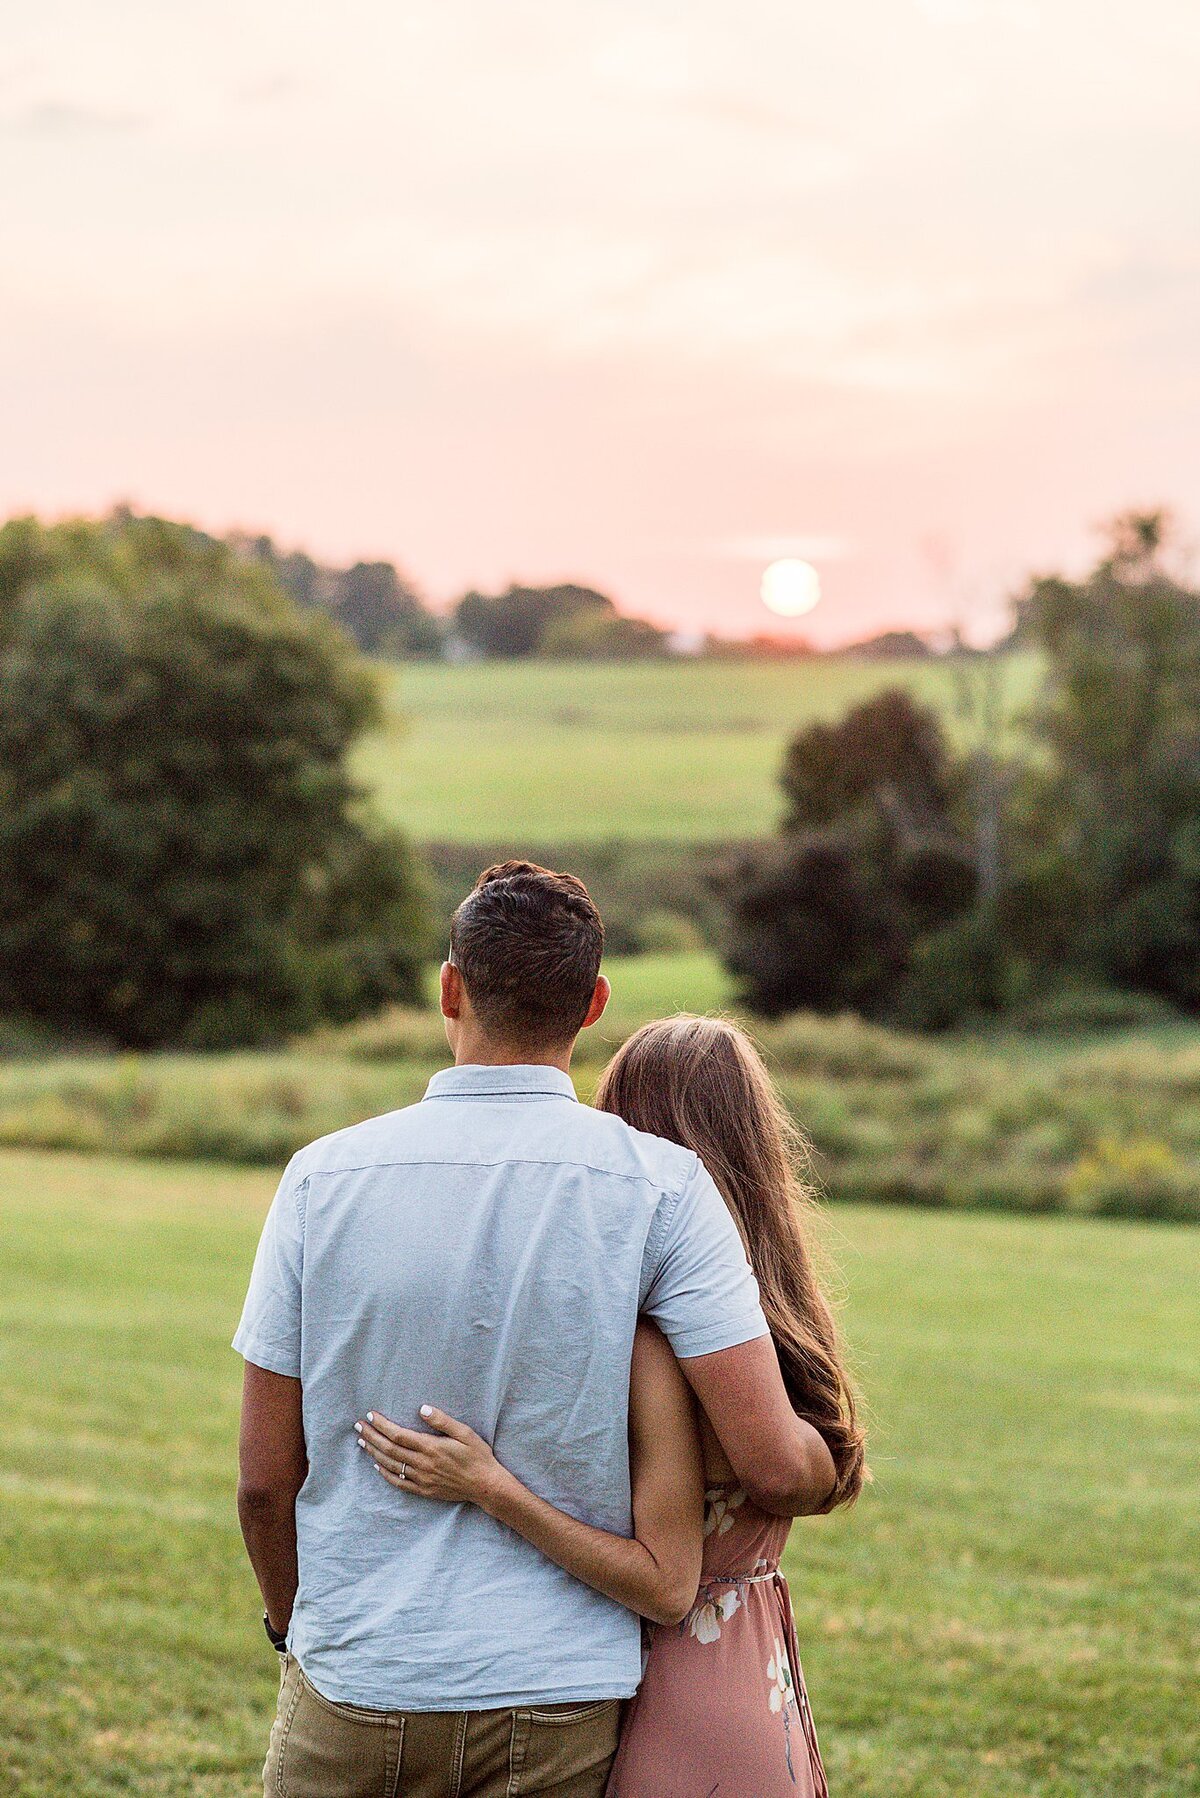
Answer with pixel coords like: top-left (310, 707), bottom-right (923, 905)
top-left (703, 1485), bottom-right (746, 1538)
top-left (768, 1635), bottom-right (795, 1712)
top-left (689, 1587), bottom-right (742, 1644)
top-left (768, 1634), bottom-right (798, 1783)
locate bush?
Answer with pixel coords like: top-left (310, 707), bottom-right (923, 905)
top-left (315, 1006), bottom-right (448, 1063)
top-left (635, 910), bottom-right (706, 954)
top-left (759, 1012), bottom-right (936, 1081)
top-left (0, 1005), bottom-right (1198, 1222)
top-left (1066, 1137), bottom-right (1200, 1221)
top-left (897, 914), bottom-right (1010, 1032)
top-left (722, 691), bottom-right (982, 1025)
top-left (1009, 981), bottom-right (1180, 1035)
top-left (719, 830), bottom-right (912, 1019)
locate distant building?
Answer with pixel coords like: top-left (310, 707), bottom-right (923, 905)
top-left (666, 628), bottom-right (708, 657)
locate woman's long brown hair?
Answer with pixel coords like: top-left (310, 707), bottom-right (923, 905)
top-left (595, 1015), bottom-right (866, 1509)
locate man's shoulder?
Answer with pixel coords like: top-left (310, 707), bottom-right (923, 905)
top-left (287, 1100), bottom-right (431, 1178)
top-left (286, 1095), bottom-right (699, 1200)
top-left (563, 1105), bottom-right (698, 1199)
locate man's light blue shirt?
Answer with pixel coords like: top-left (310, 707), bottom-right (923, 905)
top-left (233, 1062), bottom-right (768, 1711)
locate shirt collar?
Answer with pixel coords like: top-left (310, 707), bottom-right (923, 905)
top-left (423, 1063), bottom-right (579, 1103)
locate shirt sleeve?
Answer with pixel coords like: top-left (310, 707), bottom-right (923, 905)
top-left (642, 1157), bottom-right (769, 1359)
top-left (231, 1156), bottom-right (307, 1377)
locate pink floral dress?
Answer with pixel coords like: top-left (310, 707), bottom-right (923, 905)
top-left (606, 1481), bottom-right (828, 1798)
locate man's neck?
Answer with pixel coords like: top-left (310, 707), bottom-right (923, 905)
top-left (453, 1037), bottom-right (574, 1075)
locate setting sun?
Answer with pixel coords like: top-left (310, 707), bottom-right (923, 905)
top-left (760, 558), bottom-right (821, 618)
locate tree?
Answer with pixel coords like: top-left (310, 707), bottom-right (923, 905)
top-left (0, 514), bottom-right (430, 1047)
top-left (1009, 510), bottom-right (1200, 1008)
top-left (453, 583), bottom-right (615, 658)
top-left (244, 537), bottom-right (444, 659)
top-left (539, 608), bottom-right (667, 660)
top-left (330, 561), bottom-right (443, 658)
top-left (780, 686), bottom-right (961, 833)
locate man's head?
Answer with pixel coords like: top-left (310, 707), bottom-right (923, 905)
top-left (441, 861), bottom-right (609, 1062)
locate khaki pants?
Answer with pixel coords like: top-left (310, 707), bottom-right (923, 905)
top-left (264, 1656), bottom-right (621, 1798)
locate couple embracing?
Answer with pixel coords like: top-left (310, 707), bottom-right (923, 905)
top-left (235, 861), bottom-right (864, 1798)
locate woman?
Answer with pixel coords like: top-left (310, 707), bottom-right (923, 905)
top-left (357, 1017), bottom-right (865, 1797)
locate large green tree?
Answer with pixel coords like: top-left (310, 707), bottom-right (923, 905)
top-left (0, 513), bottom-right (430, 1047)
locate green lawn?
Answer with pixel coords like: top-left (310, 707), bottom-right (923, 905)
top-left (2, 1148), bottom-right (1196, 1796)
top-left (599, 950), bottom-right (734, 1019)
top-left (355, 655), bottom-right (1039, 843)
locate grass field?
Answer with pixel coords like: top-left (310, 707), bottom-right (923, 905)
top-left (2, 1147), bottom-right (1196, 1797)
top-left (355, 655), bottom-right (1039, 843)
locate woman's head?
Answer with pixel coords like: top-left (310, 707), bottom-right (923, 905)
top-left (595, 1015), bottom-right (865, 1509)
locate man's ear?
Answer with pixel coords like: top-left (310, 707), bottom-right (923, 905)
top-left (440, 960), bottom-right (464, 1020)
top-left (580, 974), bottom-right (611, 1030)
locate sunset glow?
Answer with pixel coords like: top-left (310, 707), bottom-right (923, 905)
top-left (2, 3), bottom-right (1198, 644)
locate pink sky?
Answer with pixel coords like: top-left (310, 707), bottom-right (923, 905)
top-left (3, 2), bottom-right (1199, 644)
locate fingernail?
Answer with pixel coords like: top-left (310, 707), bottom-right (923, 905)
top-left (357, 1438), bottom-right (366, 1450)
top-left (366, 1412), bottom-right (374, 1423)
top-left (420, 1405), bottom-right (432, 1418)
top-left (354, 1422), bottom-right (362, 1434)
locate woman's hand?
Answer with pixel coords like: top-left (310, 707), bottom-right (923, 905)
top-left (354, 1406), bottom-right (507, 1511)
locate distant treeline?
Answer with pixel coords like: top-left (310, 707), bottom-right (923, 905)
top-left (237, 524), bottom-right (937, 663)
top-left (0, 508), bottom-right (955, 663)
top-left (237, 529), bottom-right (675, 659)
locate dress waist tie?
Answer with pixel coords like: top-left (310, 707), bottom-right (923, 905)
top-left (773, 1570), bottom-right (829, 1798)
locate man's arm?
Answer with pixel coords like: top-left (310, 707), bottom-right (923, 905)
top-left (680, 1335), bottom-right (836, 1517)
top-left (237, 1362), bottom-right (307, 1635)
top-left (643, 1157), bottom-right (836, 1517)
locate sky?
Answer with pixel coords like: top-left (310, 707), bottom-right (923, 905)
top-left (3, 1), bottom-right (1199, 646)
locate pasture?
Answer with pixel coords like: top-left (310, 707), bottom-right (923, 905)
top-left (355, 655), bottom-right (1039, 843)
top-left (1, 1147), bottom-right (1196, 1797)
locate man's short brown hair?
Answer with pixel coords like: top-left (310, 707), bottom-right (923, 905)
top-left (449, 861), bottom-right (605, 1047)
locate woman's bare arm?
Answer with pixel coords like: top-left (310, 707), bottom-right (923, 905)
top-left (356, 1321), bottom-right (706, 1626)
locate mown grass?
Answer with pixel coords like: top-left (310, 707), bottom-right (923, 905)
top-left (2, 956), bottom-right (1198, 1220)
top-left (355, 655), bottom-right (1039, 843)
top-left (1, 1148), bottom-right (1195, 1796)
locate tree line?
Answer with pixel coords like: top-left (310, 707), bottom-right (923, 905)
top-left (3, 503), bottom-right (1194, 1049)
top-left (241, 529), bottom-right (671, 660)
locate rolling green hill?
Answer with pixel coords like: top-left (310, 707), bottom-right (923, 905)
top-left (355, 655), bottom-right (1038, 844)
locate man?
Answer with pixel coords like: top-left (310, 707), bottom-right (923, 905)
top-left (235, 861), bottom-right (834, 1798)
